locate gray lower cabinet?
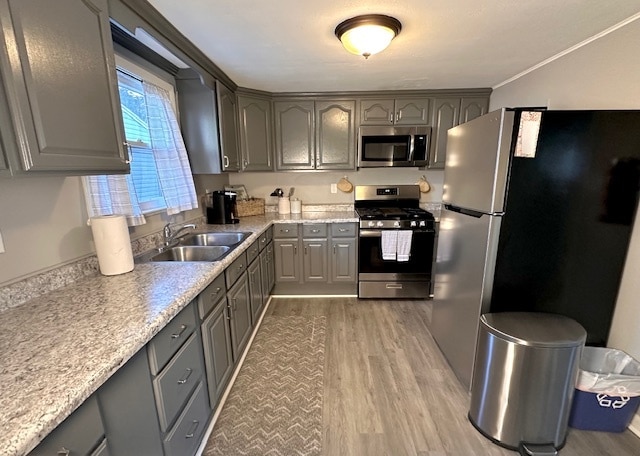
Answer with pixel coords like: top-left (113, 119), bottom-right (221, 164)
top-left (30, 395), bottom-right (107, 456)
top-left (274, 99), bottom-right (356, 170)
top-left (428, 96), bottom-right (489, 169)
top-left (238, 94), bottom-right (273, 171)
top-left (260, 241), bottom-right (275, 301)
top-left (360, 98), bottom-right (431, 125)
top-left (226, 264), bottom-right (252, 359)
top-left (248, 256), bottom-right (264, 324)
top-left (98, 349), bottom-right (164, 456)
top-left (274, 222), bottom-right (357, 294)
top-left (0, 0), bottom-right (128, 175)
top-left (201, 295), bottom-right (233, 408)
top-left (217, 81), bottom-right (241, 172)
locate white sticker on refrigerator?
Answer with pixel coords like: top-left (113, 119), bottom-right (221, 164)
top-left (515, 111), bottom-right (542, 158)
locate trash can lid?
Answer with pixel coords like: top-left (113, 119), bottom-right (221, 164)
top-left (481, 312), bottom-right (586, 348)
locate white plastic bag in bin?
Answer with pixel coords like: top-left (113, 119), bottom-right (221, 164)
top-left (575, 347), bottom-right (640, 397)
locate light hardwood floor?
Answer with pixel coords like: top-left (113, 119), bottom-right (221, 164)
top-left (267, 297), bottom-right (640, 456)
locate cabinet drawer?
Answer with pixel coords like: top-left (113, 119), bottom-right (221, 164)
top-left (163, 381), bottom-right (210, 456)
top-left (303, 223), bottom-right (327, 238)
top-left (331, 223), bottom-right (357, 237)
top-left (258, 229), bottom-right (269, 251)
top-left (30, 396), bottom-right (104, 456)
top-left (273, 223), bottom-right (299, 238)
top-left (246, 239), bottom-right (261, 264)
top-left (148, 303), bottom-right (197, 375)
top-left (154, 332), bottom-right (205, 432)
top-left (198, 274), bottom-right (226, 320)
top-left (225, 251), bottom-right (247, 288)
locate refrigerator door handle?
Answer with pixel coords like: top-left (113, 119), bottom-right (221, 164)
top-left (444, 204), bottom-right (485, 218)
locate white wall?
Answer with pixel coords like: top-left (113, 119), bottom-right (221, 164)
top-left (491, 17), bottom-right (640, 432)
top-left (230, 168), bottom-right (443, 207)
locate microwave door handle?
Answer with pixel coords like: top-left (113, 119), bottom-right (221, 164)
top-left (408, 135), bottom-right (416, 162)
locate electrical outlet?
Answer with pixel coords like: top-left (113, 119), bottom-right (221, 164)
top-left (0, 229), bottom-right (4, 254)
top-left (330, 183), bottom-right (337, 194)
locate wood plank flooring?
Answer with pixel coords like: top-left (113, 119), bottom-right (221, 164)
top-left (267, 297), bottom-right (640, 456)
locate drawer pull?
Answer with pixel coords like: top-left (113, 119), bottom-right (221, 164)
top-left (237, 263), bottom-right (244, 271)
top-left (185, 420), bottom-right (200, 439)
top-left (171, 324), bottom-right (188, 339)
top-left (339, 228), bottom-right (348, 232)
top-left (57, 448), bottom-right (70, 456)
top-left (311, 229), bottom-right (319, 233)
top-left (177, 368), bottom-right (193, 385)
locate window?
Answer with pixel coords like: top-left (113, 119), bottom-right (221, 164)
top-left (82, 54), bottom-right (197, 225)
top-left (117, 69), bottom-right (165, 212)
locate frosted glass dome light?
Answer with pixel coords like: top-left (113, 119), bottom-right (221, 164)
top-left (335, 15), bottom-right (402, 59)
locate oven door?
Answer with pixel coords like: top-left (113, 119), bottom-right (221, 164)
top-left (358, 228), bottom-right (435, 297)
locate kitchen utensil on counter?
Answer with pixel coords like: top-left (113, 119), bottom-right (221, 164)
top-left (289, 187), bottom-right (295, 197)
top-left (270, 188), bottom-right (284, 197)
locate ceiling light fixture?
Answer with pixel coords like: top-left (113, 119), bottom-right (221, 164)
top-left (334, 14), bottom-right (402, 59)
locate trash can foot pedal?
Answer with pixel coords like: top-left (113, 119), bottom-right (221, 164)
top-left (519, 442), bottom-right (558, 456)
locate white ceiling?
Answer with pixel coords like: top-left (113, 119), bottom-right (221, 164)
top-left (147, 0), bottom-right (640, 93)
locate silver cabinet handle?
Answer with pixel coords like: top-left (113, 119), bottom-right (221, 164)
top-left (386, 284), bottom-right (403, 289)
top-left (171, 324), bottom-right (187, 339)
top-left (210, 287), bottom-right (222, 300)
top-left (339, 228), bottom-right (348, 232)
top-left (388, 113), bottom-right (393, 123)
top-left (333, 245), bottom-right (336, 254)
top-left (294, 245), bottom-right (297, 255)
top-left (223, 155), bottom-right (230, 168)
top-left (177, 368), bottom-right (193, 385)
top-left (396, 111), bottom-right (400, 122)
top-left (304, 247), bottom-right (307, 255)
top-left (237, 263), bottom-right (244, 272)
top-left (226, 304), bottom-right (232, 320)
top-left (185, 420), bottom-right (200, 439)
top-left (311, 229), bottom-right (319, 233)
top-left (57, 448), bottom-right (70, 456)
top-left (243, 159), bottom-right (248, 168)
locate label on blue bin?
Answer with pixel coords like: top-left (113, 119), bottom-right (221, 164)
top-left (596, 394), bottom-right (630, 409)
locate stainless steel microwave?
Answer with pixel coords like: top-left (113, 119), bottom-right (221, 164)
top-left (358, 125), bottom-right (431, 168)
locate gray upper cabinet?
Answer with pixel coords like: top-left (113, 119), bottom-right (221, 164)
top-left (237, 94), bottom-right (273, 171)
top-left (315, 100), bottom-right (355, 170)
top-left (459, 97), bottom-right (490, 124)
top-left (274, 100), bottom-right (315, 170)
top-left (216, 81), bottom-right (241, 171)
top-left (360, 98), bottom-right (431, 125)
top-left (176, 77), bottom-right (222, 174)
top-left (0, 0), bottom-right (129, 175)
top-left (428, 97), bottom-right (462, 169)
top-left (428, 96), bottom-right (489, 169)
top-left (274, 99), bottom-right (356, 171)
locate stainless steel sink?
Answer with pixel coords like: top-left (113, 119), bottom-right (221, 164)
top-left (179, 232), bottom-right (251, 247)
top-left (150, 245), bottom-right (231, 262)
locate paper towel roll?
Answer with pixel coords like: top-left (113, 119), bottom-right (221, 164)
top-left (90, 215), bottom-right (134, 276)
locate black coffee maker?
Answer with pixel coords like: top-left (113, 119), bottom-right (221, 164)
top-left (207, 191), bottom-right (239, 224)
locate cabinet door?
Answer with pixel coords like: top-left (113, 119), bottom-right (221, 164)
top-left (217, 81), bottom-right (240, 171)
top-left (238, 94), bottom-right (273, 171)
top-left (202, 301), bottom-right (233, 408)
top-left (332, 238), bottom-right (357, 282)
top-left (274, 100), bottom-right (315, 170)
top-left (30, 396), bottom-right (105, 456)
top-left (360, 99), bottom-right (394, 125)
top-left (428, 98), bottom-right (461, 169)
top-left (274, 238), bottom-right (300, 282)
top-left (315, 100), bottom-right (355, 170)
top-left (303, 239), bottom-right (328, 282)
top-left (98, 349), bottom-right (164, 455)
top-left (395, 98), bottom-right (431, 125)
top-left (260, 248), bottom-right (271, 303)
top-left (266, 241), bottom-right (276, 292)
top-left (459, 97), bottom-right (490, 124)
top-left (0, 0), bottom-right (128, 174)
top-left (227, 274), bottom-right (252, 359)
top-left (176, 78), bottom-right (222, 174)
top-left (247, 258), bottom-right (264, 324)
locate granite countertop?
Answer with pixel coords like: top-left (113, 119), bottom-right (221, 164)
top-left (0, 211), bottom-right (357, 456)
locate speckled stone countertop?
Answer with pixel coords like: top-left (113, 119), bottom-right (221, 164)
top-left (0, 211), bottom-right (357, 456)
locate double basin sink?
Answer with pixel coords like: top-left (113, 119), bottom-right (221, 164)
top-left (139, 231), bottom-right (252, 263)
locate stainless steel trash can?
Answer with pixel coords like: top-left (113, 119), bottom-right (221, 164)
top-left (469, 312), bottom-right (586, 454)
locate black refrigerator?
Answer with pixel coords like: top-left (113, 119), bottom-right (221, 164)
top-left (431, 108), bottom-right (640, 389)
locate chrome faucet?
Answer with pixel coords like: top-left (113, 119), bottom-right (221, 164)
top-left (163, 223), bottom-right (196, 246)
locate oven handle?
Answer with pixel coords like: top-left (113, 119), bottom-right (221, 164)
top-left (359, 229), bottom-right (435, 238)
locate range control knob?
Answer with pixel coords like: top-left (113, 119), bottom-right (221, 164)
top-left (368, 221), bottom-right (375, 227)
top-left (376, 221), bottom-right (384, 228)
top-left (419, 220), bottom-right (426, 227)
top-left (410, 221), bottom-right (417, 227)
top-left (393, 221), bottom-right (400, 228)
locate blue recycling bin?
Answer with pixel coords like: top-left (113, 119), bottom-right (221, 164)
top-left (569, 347), bottom-right (640, 432)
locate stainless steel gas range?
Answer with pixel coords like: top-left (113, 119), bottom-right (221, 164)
top-left (354, 185), bottom-right (436, 299)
